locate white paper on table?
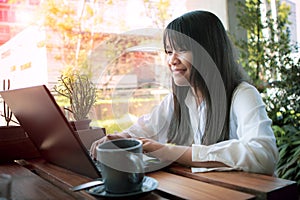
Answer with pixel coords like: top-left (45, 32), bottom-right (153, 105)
top-left (191, 167), bottom-right (239, 173)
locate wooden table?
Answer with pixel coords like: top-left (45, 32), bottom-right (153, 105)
top-left (0, 159), bottom-right (298, 200)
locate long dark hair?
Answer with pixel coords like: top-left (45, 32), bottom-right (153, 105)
top-left (164, 10), bottom-right (249, 145)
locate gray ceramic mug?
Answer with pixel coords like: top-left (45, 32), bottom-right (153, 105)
top-left (96, 138), bottom-right (144, 194)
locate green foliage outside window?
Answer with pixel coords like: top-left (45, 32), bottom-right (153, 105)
top-left (234, 0), bottom-right (300, 189)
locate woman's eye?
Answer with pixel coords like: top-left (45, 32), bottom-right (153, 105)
top-left (177, 49), bottom-right (187, 53)
top-left (165, 50), bottom-right (173, 55)
top-left (165, 49), bottom-right (188, 55)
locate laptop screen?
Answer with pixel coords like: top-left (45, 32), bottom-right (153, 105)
top-left (0, 85), bottom-right (101, 179)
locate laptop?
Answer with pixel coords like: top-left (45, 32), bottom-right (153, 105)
top-left (1, 85), bottom-right (169, 178)
top-left (0, 85), bottom-right (102, 179)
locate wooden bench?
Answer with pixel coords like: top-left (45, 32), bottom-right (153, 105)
top-left (167, 164), bottom-right (298, 200)
top-left (0, 162), bottom-right (79, 200)
top-left (148, 171), bottom-right (255, 200)
top-left (2, 159), bottom-right (297, 199)
top-left (17, 159), bottom-right (255, 200)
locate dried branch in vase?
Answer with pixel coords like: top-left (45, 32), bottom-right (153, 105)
top-left (54, 73), bottom-right (97, 121)
top-left (2, 79), bottom-right (12, 126)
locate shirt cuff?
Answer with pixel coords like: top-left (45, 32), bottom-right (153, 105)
top-left (192, 144), bottom-right (241, 171)
top-left (192, 144), bottom-right (214, 162)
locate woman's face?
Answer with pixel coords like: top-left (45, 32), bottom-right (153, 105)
top-left (165, 41), bottom-right (193, 86)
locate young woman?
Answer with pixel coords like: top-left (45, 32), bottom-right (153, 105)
top-left (91, 10), bottom-right (278, 175)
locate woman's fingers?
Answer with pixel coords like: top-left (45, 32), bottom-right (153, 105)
top-left (90, 136), bottom-right (110, 159)
top-left (90, 133), bottom-right (130, 159)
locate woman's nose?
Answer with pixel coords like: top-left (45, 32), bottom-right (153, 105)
top-left (168, 53), bottom-right (180, 65)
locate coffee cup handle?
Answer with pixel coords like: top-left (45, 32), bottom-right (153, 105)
top-left (127, 153), bottom-right (144, 184)
top-left (127, 153), bottom-right (144, 174)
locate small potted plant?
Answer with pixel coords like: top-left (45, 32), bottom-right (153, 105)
top-left (54, 72), bottom-right (105, 149)
top-left (54, 72), bottom-right (97, 131)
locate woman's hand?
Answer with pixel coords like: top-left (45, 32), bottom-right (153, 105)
top-left (138, 137), bottom-right (165, 153)
top-left (139, 138), bottom-right (191, 165)
top-left (138, 137), bottom-right (170, 161)
top-left (90, 132), bottom-right (130, 159)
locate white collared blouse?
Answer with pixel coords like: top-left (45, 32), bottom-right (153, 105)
top-left (125, 82), bottom-right (278, 175)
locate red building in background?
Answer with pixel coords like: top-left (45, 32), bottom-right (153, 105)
top-left (0, 0), bottom-right (40, 46)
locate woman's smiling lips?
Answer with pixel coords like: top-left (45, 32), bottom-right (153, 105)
top-left (172, 67), bottom-right (187, 75)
